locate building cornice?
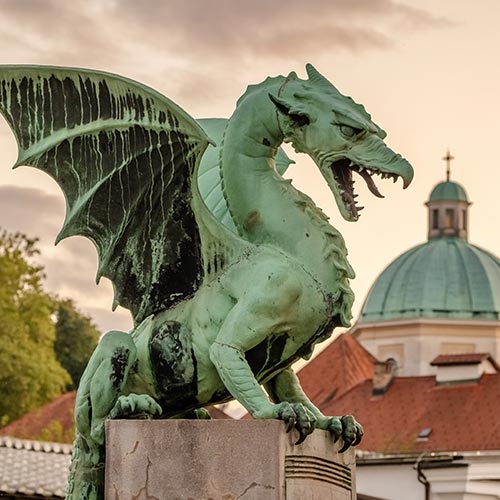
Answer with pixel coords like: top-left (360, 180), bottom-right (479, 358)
top-left (351, 317), bottom-right (500, 336)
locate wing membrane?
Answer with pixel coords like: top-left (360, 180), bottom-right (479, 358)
top-left (0, 66), bottom-right (211, 324)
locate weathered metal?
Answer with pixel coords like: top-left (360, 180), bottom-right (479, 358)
top-left (0, 64), bottom-right (413, 500)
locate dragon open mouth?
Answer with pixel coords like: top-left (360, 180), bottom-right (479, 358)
top-left (331, 158), bottom-right (400, 219)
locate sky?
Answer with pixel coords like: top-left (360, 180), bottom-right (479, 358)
top-left (0, 0), bottom-right (498, 334)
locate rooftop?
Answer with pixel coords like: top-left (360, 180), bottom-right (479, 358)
top-left (298, 333), bottom-right (376, 407)
top-left (0, 437), bottom-right (71, 499)
top-left (316, 371), bottom-right (500, 453)
top-left (429, 180), bottom-right (469, 203)
top-left (431, 353), bottom-right (499, 368)
top-left (359, 238), bottom-right (500, 323)
top-left (0, 391), bottom-right (76, 443)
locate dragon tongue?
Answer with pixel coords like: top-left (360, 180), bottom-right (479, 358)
top-left (358, 168), bottom-right (384, 198)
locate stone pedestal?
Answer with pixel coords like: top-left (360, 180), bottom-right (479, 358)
top-left (105, 420), bottom-right (356, 500)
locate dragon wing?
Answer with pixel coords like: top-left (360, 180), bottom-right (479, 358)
top-left (0, 66), bottom-right (241, 325)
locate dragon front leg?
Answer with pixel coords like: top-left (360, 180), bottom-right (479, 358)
top-left (210, 266), bottom-right (319, 438)
top-left (211, 339), bottom-right (317, 435)
top-left (265, 368), bottom-right (363, 451)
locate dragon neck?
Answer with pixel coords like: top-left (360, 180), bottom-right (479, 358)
top-left (220, 78), bottom-right (355, 322)
top-left (220, 78), bottom-right (286, 237)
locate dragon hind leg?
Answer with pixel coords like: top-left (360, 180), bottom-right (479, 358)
top-left (67, 330), bottom-right (160, 500)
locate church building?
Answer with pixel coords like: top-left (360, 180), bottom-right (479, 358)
top-left (299, 157), bottom-right (500, 500)
top-left (354, 174), bottom-right (500, 377)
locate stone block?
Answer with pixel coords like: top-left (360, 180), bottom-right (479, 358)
top-left (105, 419), bottom-right (356, 500)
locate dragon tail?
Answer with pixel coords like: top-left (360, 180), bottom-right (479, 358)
top-left (66, 433), bottom-right (105, 500)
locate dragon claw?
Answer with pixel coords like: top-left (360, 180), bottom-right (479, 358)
top-left (339, 438), bottom-right (353, 453)
top-left (110, 394), bottom-right (162, 420)
top-left (327, 416), bottom-right (343, 443)
top-left (295, 419), bottom-right (314, 445)
top-left (295, 430), bottom-right (308, 445)
top-left (352, 431), bottom-right (363, 447)
top-left (338, 415), bottom-right (363, 452)
top-left (275, 402), bottom-right (316, 444)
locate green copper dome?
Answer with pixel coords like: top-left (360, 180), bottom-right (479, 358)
top-left (429, 181), bottom-right (469, 203)
top-left (360, 238), bottom-right (500, 322)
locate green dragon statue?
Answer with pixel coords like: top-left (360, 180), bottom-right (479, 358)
top-left (0, 64), bottom-right (413, 500)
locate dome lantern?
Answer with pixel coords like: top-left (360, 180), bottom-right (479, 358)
top-left (425, 151), bottom-right (471, 241)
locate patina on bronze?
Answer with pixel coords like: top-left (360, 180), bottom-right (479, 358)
top-left (0, 64), bottom-right (413, 500)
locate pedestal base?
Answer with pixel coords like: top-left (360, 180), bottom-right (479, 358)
top-left (105, 420), bottom-right (356, 500)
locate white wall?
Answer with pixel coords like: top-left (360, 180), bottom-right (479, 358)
top-left (357, 452), bottom-right (500, 500)
top-left (359, 327), bottom-right (499, 377)
top-left (356, 463), bottom-right (425, 500)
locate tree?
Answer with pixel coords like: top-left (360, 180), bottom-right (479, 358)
top-left (0, 230), bottom-right (70, 426)
top-left (34, 419), bottom-right (75, 444)
top-left (54, 299), bottom-right (100, 390)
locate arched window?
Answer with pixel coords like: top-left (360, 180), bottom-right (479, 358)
top-left (444, 208), bottom-right (454, 228)
top-left (432, 209), bottom-right (439, 229)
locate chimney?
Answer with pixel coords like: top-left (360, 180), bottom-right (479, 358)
top-left (372, 359), bottom-right (397, 395)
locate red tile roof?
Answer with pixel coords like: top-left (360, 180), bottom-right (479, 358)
top-left (0, 391), bottom-right (76, 442)
top-left (298, 335), bottom-right (500, 453)
top-left (0, 392), bottom-right (232, 442)
top-left (323, 374), bottom-right (500, 453)
top-left (298, 333), bottom-right (376, 407)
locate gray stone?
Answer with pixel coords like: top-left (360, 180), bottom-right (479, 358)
top-left (105, 420), bottom-right (356, 500)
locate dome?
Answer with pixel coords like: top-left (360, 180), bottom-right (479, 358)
top-left (360, 238), bottom-right (500, 323)
top-left (429, 181), bottom-right (469, 203)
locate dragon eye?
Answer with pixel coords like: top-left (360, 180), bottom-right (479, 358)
top-left (340, 125), bottom-right (362, 138)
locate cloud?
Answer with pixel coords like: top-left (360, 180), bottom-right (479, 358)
top-left (117, 0), bottom-right (448, 53)
top-left (120, 0), bottom-right (450, 54)
top-left (0, 185), bottom-right (64, 237)
top-left (0, 1), bottom-right (450, 91)
top-left (0, 185), bottom-right (132, 332)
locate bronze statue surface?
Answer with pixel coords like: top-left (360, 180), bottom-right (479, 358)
top-left (0, 64), bottom-right (413, 500)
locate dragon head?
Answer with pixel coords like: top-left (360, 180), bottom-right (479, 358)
top-left (270, 64), bottom-right (413, 221)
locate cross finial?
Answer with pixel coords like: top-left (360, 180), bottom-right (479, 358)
top-left (442, 149), bottom-right (454, 182)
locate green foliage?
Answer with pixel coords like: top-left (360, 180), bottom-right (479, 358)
top-left (0, 230), bottom-right (71, 425)
top-left (55, 299), bottom-right (100, 390)
top-left (9, 419), bottom-right (75, 444)
top-left (34, 419), bottom-right (75, 444)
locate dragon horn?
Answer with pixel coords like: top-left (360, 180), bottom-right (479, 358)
top-left (305, 64), bottom-right (341, 95)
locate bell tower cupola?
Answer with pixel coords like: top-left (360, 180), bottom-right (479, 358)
top-left (425, 150), bottom-right (471, 241)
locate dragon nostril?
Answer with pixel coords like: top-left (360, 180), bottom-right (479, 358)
top-left (290, 113), bottom-right (309, 127)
